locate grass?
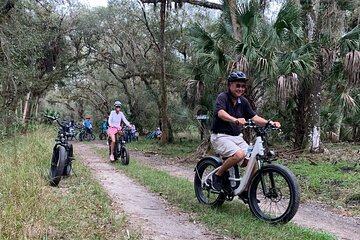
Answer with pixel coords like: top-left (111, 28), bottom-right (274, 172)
top-left (127, 136), bottom-right (201, 158)
top-left (95, 147), bottom-right (335, 240)
top-left (0, 128), bottom-right (140, 239)
top-left (280, 158), bottom-right (360, 216)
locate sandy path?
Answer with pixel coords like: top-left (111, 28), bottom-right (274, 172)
top-left (75, 143), bottom-right (232, 240)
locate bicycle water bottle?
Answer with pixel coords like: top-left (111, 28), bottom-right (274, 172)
top-left (246, 143), bottom-right (253, 159)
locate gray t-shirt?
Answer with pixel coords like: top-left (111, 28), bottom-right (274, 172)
top-left (211, 92), bottom-right (256, 136)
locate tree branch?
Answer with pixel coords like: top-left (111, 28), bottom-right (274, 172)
top-left (0, 0), bottom-right (17, 19)
top-left (141, 0), bottom-right (222, 10)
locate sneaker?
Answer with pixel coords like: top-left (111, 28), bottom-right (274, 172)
top-left (109, 154), bottom-right (115, 161)
top-left (211, 173), bottom-right (222, 191)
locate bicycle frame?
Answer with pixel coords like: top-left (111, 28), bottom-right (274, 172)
top-left (203, 135), bottom-right (265, 196)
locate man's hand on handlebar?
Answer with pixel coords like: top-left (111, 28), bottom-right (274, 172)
top-left (266, 120), bottom-right (281, 128)
top-left (234, 118), bottom-right (246, 126)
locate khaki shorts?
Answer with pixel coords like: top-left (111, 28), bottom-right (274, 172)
top-left (210, 133), bottom-right (248, 158)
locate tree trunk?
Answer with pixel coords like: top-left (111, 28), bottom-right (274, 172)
top-left (22, 91), bottom-right (31, 124)
top-left (229, 0), bottom-right (240, 40)
top-left (34, 96), bottom-right (39, 119)
top-left (159, 0), bottom-right (173, 143)
top-left (333, 105), bottom-right (343, 142)
top-left (307, 72), bottom-right (323, 152)
top-left (293, 87), bottom-right (309, 149)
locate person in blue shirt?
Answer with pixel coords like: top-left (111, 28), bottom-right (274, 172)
top-left (102, 117), bottom-right (108, 131)
top-left (83, 116), bottom-right (92, 134)
top-left (155, 127), bottom-right (162, 140)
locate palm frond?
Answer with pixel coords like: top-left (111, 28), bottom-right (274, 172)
top-left (237, 0), bottom-right (261, 32)
top-left (344, 50), bottom-right (360, 85)
top-left (228, 54), bottom-right (250, 74)
top-left (320, 48), bottom-right (337, 73)
top-left (278, 45), bottom-right (316, 78)
top-left (338, 25), bottom-right (360, 54)
top-left (276, 72), bottom-right (299, 108)
top-left (273, 0), bottom-right (302, 47)
top-left (188, 23), bottom-right (215, 54)
top-left (340, 89), bottom-right (357, 113)
top-left (185, 79), bottom-right (205, 103)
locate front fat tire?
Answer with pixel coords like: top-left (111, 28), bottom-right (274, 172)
top-left (248, 163), bottom-right (300, 224)
top-left (121, 147), bottom-right (129, 165)
top-left (49, 146), bottom-right (67, 186)
top-left (194, 159), bottom-right (225, 208)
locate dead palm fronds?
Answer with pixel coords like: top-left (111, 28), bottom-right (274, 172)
top-left (321, 48), bottom-right (337, 73)
top-left (185, 79), bottom-right (205, 103)
top-left (227, 54), bottom-right (249, 74)
top-left (340, 87), bottom-right (357, 112)
top-left (344, 50), bottom-right (360, 85)
top-left (277, 72), bottom-right (299, 108)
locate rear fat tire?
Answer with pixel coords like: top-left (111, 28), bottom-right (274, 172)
top-left (49, 146), bottom-right (67, 186)
top-left (248, 163), bottom-right (300, 224)
top-left (194, 159), bottom-right (225, 208)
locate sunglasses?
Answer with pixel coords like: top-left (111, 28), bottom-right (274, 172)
top-left (235, 83), bottom-right (246, 89)
top-left (115, 106), bottom-right (121, 108)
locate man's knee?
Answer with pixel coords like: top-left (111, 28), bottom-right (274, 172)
top-left (233, 150), bottom-right (246, 162)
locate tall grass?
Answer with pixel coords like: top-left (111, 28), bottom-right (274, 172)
top-left (0, 128), bottom-right (139, 239)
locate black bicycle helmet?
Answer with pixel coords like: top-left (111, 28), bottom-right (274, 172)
top-left (227, 71), bottom-right (248, 83)
top-left (114, 101), bottom-right (122, 107)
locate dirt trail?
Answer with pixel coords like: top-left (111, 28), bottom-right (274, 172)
top-left (75, 143), bottom-right (231, 240)
top-left (77, 141), bottom-right (360, 240)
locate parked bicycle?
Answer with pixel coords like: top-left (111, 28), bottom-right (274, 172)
top-left (194, 120), bottom-right (300, 224)
top-left (108, 130), bottom-right (129, 165)
top-left (44, 115), bottom-right (76, 186)
top-left (99, 127), bottom-right (108, 140)
top-left (63, 122), bottom-right (78, 141)
top-left (78, 126), bottom-right (95, 141)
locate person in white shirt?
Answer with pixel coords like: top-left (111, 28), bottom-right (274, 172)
top-left (108, 100), bottom-right (131, 161)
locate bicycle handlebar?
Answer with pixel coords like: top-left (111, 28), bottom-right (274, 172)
top-left (244, 120), bottom-right (281, 132)
top-left (44, 115), bottom-right (65, 128)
